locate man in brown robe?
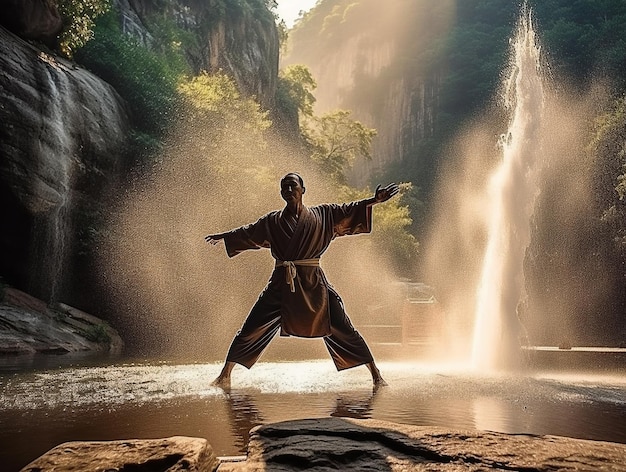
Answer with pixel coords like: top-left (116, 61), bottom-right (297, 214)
top-left (205, 173), bottom-right (399, 387)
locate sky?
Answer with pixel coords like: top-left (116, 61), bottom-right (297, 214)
top-left (274, 0), bottom-right (319, 28)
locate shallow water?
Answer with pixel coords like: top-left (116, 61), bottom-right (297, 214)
top-left (2, 359), bottom-right (626, 470)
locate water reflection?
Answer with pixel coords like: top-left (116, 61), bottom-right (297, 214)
top-left (224, 391), bottom-right (265, 454)
top-left (330, 388), bottom-right (378, 419)
top-left (2, 360), bottom-right (626, 471)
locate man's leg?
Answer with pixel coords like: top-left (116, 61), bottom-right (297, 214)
top-left (212, 288), bottom-right (281, 387)
top-left (323, 288), bottom-right (387, 387)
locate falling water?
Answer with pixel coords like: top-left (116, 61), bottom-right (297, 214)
top-left (45, 182), bottom-right (72, 303)
top-left (30, 65), bottom-right (75, 304)
top-left (471, 10), bottom-right (544, 371)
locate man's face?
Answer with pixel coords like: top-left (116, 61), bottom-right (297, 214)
top-left (280, 175), bottom-right (304, 204)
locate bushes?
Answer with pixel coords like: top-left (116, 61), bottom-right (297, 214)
top-left (75, 11), bottom-right (188, 136)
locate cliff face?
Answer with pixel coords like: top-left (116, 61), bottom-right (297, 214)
top-left (0, 25), bottom-right (131, 301)
top-left (118, 0), bottom-right (279, 107)
top-left (0, 0), bottom-right (280, 306)
top-left (283, 0), bottom-right (453, 186)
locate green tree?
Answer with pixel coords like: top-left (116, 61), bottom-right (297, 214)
top-left (302, 110), bottom-right (376, 184)
top-left (76, 11), bottom-right (186, 136)
top-left (299, 105), bottom-right (418, 272)
top-left (278, 65), bottom-right (317, 118)
top-left (177, 71), bottom-right (272, 182)
top-left (339, 184), bottom-right (419, 275)
top-left (57, 0), bottom-right (111, 58)
top-left (589, 97), bottom-right (626, 256)
top-left (178, 71), bottom-right (271, 134)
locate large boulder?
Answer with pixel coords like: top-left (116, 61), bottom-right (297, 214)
top-left (22, 419), bottom-right (626, 471)
top-left (222, 418), bottom-right (626, 471)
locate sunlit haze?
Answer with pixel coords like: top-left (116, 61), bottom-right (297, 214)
top-left (275, 0), bottom-right (318, 27)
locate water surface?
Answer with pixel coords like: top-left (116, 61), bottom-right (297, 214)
top-left (2, 359), bottom-right (626, 471)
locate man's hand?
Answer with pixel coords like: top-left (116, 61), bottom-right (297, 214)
top-left (374, 183), bottom-right (400, 203)
top-left (204, 233), bottom-right (227, 245)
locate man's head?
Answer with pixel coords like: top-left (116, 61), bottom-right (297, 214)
top-left (280, 173), bottom-right (305, 205)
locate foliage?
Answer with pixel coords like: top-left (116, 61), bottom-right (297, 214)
top-left (75, 11), bottom-right (187, 135)
top-left (302, 110), bottom-right (376, 184)
top-left (589, 97), bottom-right (626, 255)
top-left (531, 0), bottom-right (626, 90)
top-left (57, 0), bottom-right (111, 58)
top-left (222, 0), bottom-right (276, 24)
top-left (276, 19), bottom-right (289, 50)
top-left (277, 65), bottom-right (317, 119)
top-left (339, 184), bottom-right (419, 274)
top-left (297, 104), bottom-right (417, 271)
top-left (178, 71), bottom-right (271, 133)
top-left (83, 324), bottom-right (111, 343)
top-left (175, 70), bottom-right (272, 190)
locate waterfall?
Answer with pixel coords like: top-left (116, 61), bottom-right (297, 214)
top-left (471, 9), bottom-right (544, 371)
top-left (30, 61), bottom-right (75, 305)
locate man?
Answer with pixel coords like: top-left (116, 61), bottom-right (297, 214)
top-left (205, 173), bottom-right (399, 387)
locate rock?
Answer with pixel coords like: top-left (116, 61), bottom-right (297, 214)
top-left (20, 419), bottom-right (626, 471)
top-left (0, 25), bottom-right (130, 298)
top-left (0, 287), bottom-right (123, 355)
top-left (21, 436), bottom-right (219, 472)
top-left (0, 0), bottom-right (62, 46)
top-left (224, 418), bottom-right (626, 471)
top-left (116, 0), bottom-right (279, 108)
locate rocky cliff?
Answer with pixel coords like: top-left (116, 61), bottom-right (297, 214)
top-left (0, 287), bottom-right (123, 355)
top-left (0, 0), bottom-right (280, 316)
top-left (0, 24), bottom-right (131, 303)
top-left (283, 0), bottom-right (451, 186)
top-left (117, 0), bottom-right (279, 108)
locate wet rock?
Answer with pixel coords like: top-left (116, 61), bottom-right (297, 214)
top-left (21, 436), bottom-right (219, 472)
top-left (0, 25), bottom-right (130, 297)
top-left (0, 287), bottom-right (123, 355)
top-left (222, 417), bottom-right (626, 471)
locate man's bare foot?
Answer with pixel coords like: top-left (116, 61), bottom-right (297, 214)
top-left (212, 361), bottom-right (235, 389)
top-left (373, 376), bottom-right (389, 389)
top-left (366, 361), bottom-right (388, 388)
top-left (211, 375), bottom-right (231, 389)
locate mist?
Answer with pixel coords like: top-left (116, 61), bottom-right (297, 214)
top-left (98, 107), bottom-right (404, 361)
top-left (420, 14), bottom-right (616, 367)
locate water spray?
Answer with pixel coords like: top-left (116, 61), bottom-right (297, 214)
top-left (471, 7), bottom-right (545, 371)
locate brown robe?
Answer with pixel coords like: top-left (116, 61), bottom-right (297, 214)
top-left (223, 200), bottom-right (372, 337)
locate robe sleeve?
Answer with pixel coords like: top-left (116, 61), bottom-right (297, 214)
top-left (330, 199), bottom-right (373, 237)
top-left (222, 214), bottom-right (272, 257)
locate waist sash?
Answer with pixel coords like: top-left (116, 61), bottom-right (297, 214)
top-left (275, 258), bottom-right (320, 293)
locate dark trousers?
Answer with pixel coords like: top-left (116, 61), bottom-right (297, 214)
top-left (225, 287), bottom-right (374, 370)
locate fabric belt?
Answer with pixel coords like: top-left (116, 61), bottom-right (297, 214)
top-left (274, 258), bottom-right (320, 293)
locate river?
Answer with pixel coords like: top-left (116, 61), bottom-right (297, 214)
top-left (2, 356), bottom-right (626, 470)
